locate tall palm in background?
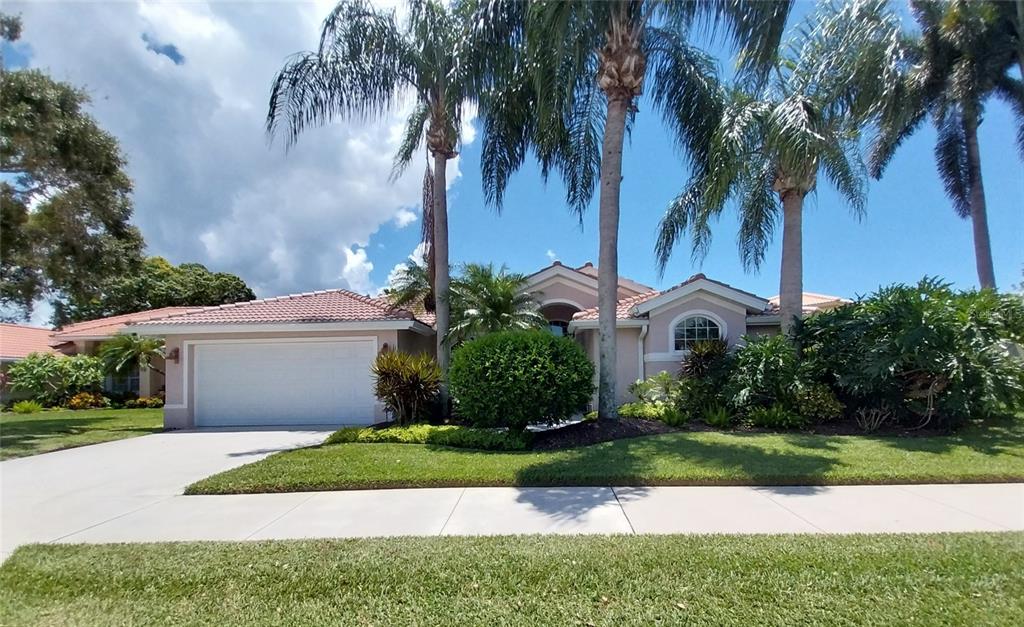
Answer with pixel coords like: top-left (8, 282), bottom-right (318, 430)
top-left (870, 0), bottom-right (1022, 290)
top-left (475, 0), bottom-right (792, 419)
top-left (655, 0), bottom-right (904, 335)
top-left (447, 262), bottom-right (545, 344)
top-left (267, 0), bottom-right (483, 405)
top-left (382, 258), bottom-right (434, 313)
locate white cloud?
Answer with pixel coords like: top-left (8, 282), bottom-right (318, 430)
top-left (9, 1), bottom-right (474, 298)
top-left (546, 249), bottom-right (558, 262)
top-left (383, 242), bottom-right (429, 291)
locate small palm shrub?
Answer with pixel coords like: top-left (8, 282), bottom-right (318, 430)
top-left (11, 400), bottom-right (43, 414)
top-left (371, 351), bottom-right (442, 425)
top-left (449, 331), bottom-right (593, 432)
top-left (795, 384), bottom-right (844, 423)
top-left (66, 391), bottom-right (110, 410)
top-left (747, 404), bottom-right (807, 430)
top-left (702, 404), bottom-right (734, 428)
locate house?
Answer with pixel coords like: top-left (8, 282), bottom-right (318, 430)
top-left (126, 261), bottom-right (846, 430)
top-left (0, 323), bottom-right (59, 403)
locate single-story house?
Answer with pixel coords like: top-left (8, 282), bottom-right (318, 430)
top-left (126, 261), bottom-right (846, 430)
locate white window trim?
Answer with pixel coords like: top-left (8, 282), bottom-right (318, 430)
top-left (539, 297), bottom-right (586, 311)
top-left (667, 309), bottom-right (727, 354)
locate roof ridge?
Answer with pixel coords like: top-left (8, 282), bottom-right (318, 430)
top-left (0, 322), bottom-right (52, 331)
top-left (55, 306), bottom-right (197, 333)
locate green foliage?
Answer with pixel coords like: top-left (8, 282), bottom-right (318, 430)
top-left (629, 372), bottom-right (679, 405)
top-left (795, 383), bottom-right (845, 423)
top-left (748, 404), bottom-right (808, 430)
top-left (702, 404), bottom-right (734, 429)
top-left (99, 334), bottom-right (165, 376)
top-left (727, 335), bottom-right (801, 410)
top-left (382, 259), bottom-right (434, 314)
top-left (449, 331), bottom-right (593, 432)
top-left (1, 58), bottom-right (144, 320)
top-left (446, 263), bottom-right (545, 345)
top-left (66, 391), bottom-right (110, 410)
top-left (55, 257), bottom-right (255, 325)
top-left (371, 351), bottom-right (442, 426)
top-left (325, 424), bottom-right (530, 451)
top-left (124, 396), bottom-right (165, 409)
top-left (681, 339), bottom-right (730, 380)
top-left (7, 353), bottom-right (103, 406)
top-left (797, 278), bottom-right (1024, 428)
top-left (617, 401), bottom-right (686, 426)
top-left (10, 400), bottom-right (42, 414)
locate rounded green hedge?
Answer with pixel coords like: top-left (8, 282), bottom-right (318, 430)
top-left (449, 330), bottom-right (594, 432)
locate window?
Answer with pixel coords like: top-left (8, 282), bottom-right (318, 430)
top-left (673, 315), bottom-right (721, 351)
top-left (548, 320), bottom-right (570, 337)
top-left (104, 366), bottom-right (140, 394)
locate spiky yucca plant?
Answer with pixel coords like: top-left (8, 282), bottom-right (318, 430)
top-left (371, 351), bottom-right (442, 425)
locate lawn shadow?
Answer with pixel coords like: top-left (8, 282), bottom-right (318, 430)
top-left (871, 417), bottom-right (1024, 457)
top-left (511, 486), bottom-right (636, 526)
top-left (0, 416), bottom-right (164, 459)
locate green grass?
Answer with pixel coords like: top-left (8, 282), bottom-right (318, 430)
top-left (187, 417), bottom-right (1024, 494)
top-left (2, 534), bottom-right (1021, 626)
top-left (0, 408), bottom-right (163, 460)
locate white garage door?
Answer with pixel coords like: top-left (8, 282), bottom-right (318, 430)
top-left (194, 339), bottom-right (377, 427)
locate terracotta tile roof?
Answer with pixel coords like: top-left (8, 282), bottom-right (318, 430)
top-left (767, 292), bottom-right (851, 314)
top-left (52, 307), bottom-right (200, 341)
top-left (131, 289), bottom-right (431, 327)
top-left (0, 323), bottom-right (57, 360)
top-left (571, 273), bottom-right (768, 321)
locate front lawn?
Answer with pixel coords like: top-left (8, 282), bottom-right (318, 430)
top-left (187, 417), bottom-right (1024, 493)
top-left (2, 534), bottom-right (1020, 626)
top-left (0, 408), bottom-right (163, 460)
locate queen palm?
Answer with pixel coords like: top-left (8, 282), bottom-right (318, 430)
top-left (446, 262), bottom-right (545, 344)
top-left (871, 0), bottom-right (1022, 290)
top-left (267, 0), bottom-right (482, 403)
top-left (475, 0), bottom-right (792, 419)
top-left (655, 0), bottom-right (904, 335)
top-left (99, 333), bottom-right (165, 377)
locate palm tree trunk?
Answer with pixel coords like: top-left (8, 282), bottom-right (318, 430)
top-left (596, 95), bottom-right (629, 420)
top-left (779, 191), bottom-right (804, 336)
top-left (962, 116), bottom-right (996, 289)
top-left (432, 151), bottom-right (451, 406)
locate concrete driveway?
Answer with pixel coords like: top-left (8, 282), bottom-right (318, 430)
top-left (0, 428), bottom-right (332, 559)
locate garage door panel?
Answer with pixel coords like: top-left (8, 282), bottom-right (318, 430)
top-left (194, 340), bottom-right (376, 427)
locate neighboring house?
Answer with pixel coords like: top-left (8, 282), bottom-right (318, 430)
top-left (0, 323), bottom-right (58, 403)
top-left (127, 261), bottom-right (846, 430)
top-left (50, 307), bottom-right (197, 397)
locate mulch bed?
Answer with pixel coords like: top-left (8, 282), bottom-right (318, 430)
top-left (530, 417), bottom-right (678, 450)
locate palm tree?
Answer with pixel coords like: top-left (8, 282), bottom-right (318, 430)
top-left (382, 256), bottom-right (435, 313)
top-left (655, 0), bottom-right (905, 335)
top-left (267, 0), bottom-right (483, 406)
top-left (475, 0), bottom-right (792, 419)
top-left (99, 334), bottom-right (165, 376)
top-left (447, 262), bottom-right (545, 344)
top-left (871, 0), bottom-right (1022, 290)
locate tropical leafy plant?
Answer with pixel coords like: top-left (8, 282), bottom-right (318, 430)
top-left (747, 404), bottom-right (807, 430)
top-left (99, 334), bottom-right (165, 376)
top-left (10, 400), bottom-right (43, 414)
top-left (629, 371), bottom-right (680, 405)
top-left (446, 263), bottom-right (546, 344)
top-left (656, 0), bottom-right (905, 334)
top-left (680, 339), bottom-right (730, 380)
top-left (267, 0), bottom-right (488, 390)
top-left (870, 0), bottom-right (1022, 289)
top-left (7, 353), bottom-right (103, 406)
top-left (370, 351), bottom-right (442, 425)
top-left (449, 330), bottom-right (593, 432)
top-left (474, 0), bottom-right (792, 418)
top-left (727, 334), bottom-right (801, 411)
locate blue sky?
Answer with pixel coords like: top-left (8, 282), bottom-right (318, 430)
top-left (5, 0), bottom-right (1022, 320)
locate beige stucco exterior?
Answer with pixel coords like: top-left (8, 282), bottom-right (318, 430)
top-left (161, 329), bottom-right (410, 429)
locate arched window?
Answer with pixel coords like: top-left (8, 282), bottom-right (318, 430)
top-left (673, 315), bottom-right (721, 351)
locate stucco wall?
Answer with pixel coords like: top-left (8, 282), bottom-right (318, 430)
top-left (646, 294), bottom-right (748, 353)
top-left (578, 327), bottom-right (644, 407)
top-left (533, 281), bottom-right (599, 311)
top-left (162, 329), bottom-right (401, 429)
top-left (397, 329), bottom-right (436, 357)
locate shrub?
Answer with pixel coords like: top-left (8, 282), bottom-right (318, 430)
top-left (324, 424), bottom-right (531, 451)
top-left (726, 335), bottom-right (800, 410)
top-left (125, 396), bottom-right (164, 409)
top-left (681, 339), bottom-right (730, 380)
top-left (7, 353), bottom-right (104, 406)
top-left (797, 278), bottom-right (1024, 428)
top-left (66, 391), bottom-right (110, 410)
top-left (795, 384), bottom-right (844, 423)
top-left (747, 404), bottom-right (808, 430)
top-left (618, 401), bottom-right (686, 426)
top-left (11, 400), bottom-right (43, 414)
top-left (371, 351), bottom-right (442, 425)
top-left (629, 372), bottom-right (679, 404)
top-left (702, 404), bottom-right (734, 429)
top-left (449, 330), bottom-right (593, 432)
top-left (855, 404), bottom-right (895, 433)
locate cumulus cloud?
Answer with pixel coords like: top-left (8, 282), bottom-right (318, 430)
top-left (9, 0), bottom-right (473, 297)
top-left (383, 241), bottom-right (430, 292)
top-left (546, 249), bottom-right (558, 262)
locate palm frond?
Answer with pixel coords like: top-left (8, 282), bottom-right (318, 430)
top-left (933, 108), bottom-right (971, 218)
top-left (736, 158), bottom-right (779, 270)
top-left (391, 102), bottom-right (431, 179)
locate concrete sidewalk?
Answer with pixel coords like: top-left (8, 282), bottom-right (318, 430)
top-left (29, 483), bottom-right (1024, 548)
